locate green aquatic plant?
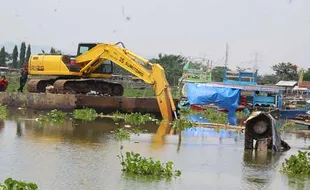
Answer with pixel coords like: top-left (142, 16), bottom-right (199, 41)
top-left (113, 126), bottom-right (144, 141)
top-left (200, 108), bottom-right (228, 124)
top-left (38, 109), bottom-right (66, 125)
top-left (112, 111), bottom-right (123, 122)
top-left (114, 128), bottom-right (131, 140)
top-left (281, 150), bottom-right (310, 176)
top-left (179, 108), bottom-right (228, 124)
top-left (0, 105), bottom-right (7, 119)
top-left (73, 108), bottom-right (97, 121)
top-left (112, 111), bottom-right (157, 126)
top-left (0, 177), bottom-right (38, 190)
top-left (117, 146), bottom-right (181, 178)
top-left (172, 118), bottom-right (193, 131)
top-left (124, 112), bottom-right (156, 126)
top-left (279, 121), bottom-right (296, 133)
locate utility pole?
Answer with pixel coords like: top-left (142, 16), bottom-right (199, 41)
top-left (252, 52), bottom-right (261, 72)
top-left (223, 43), bottom-right (229, 81)
top-left (225, 43), bottom-right (229, 68)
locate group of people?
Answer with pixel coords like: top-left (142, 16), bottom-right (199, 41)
top-left (0, 63), bottom-right (28, 92)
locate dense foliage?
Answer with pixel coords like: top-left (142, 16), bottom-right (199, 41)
top-left (0, 42), bottom-right (31, 68)
top-left (272, 62), bottom-right (298, 81)
top-left (150, 54), bottom-right (187, 86)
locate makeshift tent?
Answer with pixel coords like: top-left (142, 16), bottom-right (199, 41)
top-left (185, 82), bottom-right (241, 125)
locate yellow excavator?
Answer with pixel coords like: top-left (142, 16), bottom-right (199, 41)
top-left (27, 42), bottom-right (177, 121)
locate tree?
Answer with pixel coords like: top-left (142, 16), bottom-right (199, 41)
top-left (19, 42), bottom-right (26, 68)
top-left (0, 47), bottom-right (6, 66)
top-left (211, 66), bottom-right (226, 82)
top-left (12, 45), bottom-right (19, 68)
top-left (5, 52), bottom-right (12, 63)
top-left (26, 44), bottom-right (31, 62)
top-left (150, 54), bottom-right (187, 85)
top-left (50, 47), bottom-right (56, 54)
top-left (271, 62), bottom-right (298, 81)
top-left (259, 74), bottom-right (279, 85)
top-left (304, 68), bottom-right (310, 81)
top-left (50, 47), bottom-right (61, 54)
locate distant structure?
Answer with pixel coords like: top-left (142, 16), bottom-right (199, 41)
top-left (178, 61), bottom-right (212, 84)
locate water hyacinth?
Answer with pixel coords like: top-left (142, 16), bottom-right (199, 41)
top-left (38, 109), bottom-right (67, 125)
top-left (117, 146), bottom-right (181, 178)
top-left (281, 150), bottom-right (310, 176)
top-left (0, 177), bottom-right (38, 190)
top-left (0, 105), bottom-right (7, 119)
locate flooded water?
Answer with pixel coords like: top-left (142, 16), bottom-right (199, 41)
top-left (0, 108), bottom-right (310, 190)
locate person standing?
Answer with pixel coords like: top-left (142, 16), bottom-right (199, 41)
top-left (17, 63), bottom-right (28, 92)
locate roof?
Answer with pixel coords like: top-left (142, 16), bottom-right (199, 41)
top-left (275, 81), bottom-right (297, 87)
top-left (292, 86), bottom-right (308, 91)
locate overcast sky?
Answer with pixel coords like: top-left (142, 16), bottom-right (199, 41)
top-left (0, 0), bottom-right (309, 74)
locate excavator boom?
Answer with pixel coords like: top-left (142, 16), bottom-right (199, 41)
top-left (75, 42), bottom-right (177, 121)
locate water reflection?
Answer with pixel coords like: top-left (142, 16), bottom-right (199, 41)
top-left (0, 120), bottom-right (4, 134)
top-left (1, 108), bottom-right (310, 189)
top-left (151, 121), bottom-right (172, 151)
top-left (242, 150), bottom-right (282, 189)
top-left (16, 122), bottom-right (23, 137)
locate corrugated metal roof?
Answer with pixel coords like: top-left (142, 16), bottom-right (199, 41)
top-left (275, 81), bottom-right (297, 87)
top-left (292, 86), bottom-right (308, 91)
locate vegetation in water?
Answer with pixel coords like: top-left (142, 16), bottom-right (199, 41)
top-left (114, 128), bottom-right (131, 140)
top-left (0, 177), bottom-right (38, 190)
top-left (172, 118), bottom-right (193, 131)
top-left (279, 121), bottom-right (296, 133)
top-left (113, 125), bottom-right (144, 141)
top-left (178, 108), bottom-right (228, 124)
top-left (38, 109), bottom-right (66, 125)
top-left (117, 146), bottom-right (181, 178)
top-left (200, 108), bottom-right (228, 124)
top-left (281, 150), bottom-right (310, 176)
top-left (0, 105), bottom-right (7, 119)
top-left (73, 108), bottom-right (97, 121)
top-left (112, 111), bottom-right (157, 126)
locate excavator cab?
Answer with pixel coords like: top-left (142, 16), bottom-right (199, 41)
top-left (77, 43), bottom-right (98, 56)
top-left (73, 43), bottom-right (114, 74)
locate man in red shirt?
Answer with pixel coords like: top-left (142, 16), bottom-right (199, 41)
top-left (0, 76), bottom-right (8, 92)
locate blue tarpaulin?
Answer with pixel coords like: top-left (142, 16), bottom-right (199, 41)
top-left (185, 82), bottom-right (241, 125)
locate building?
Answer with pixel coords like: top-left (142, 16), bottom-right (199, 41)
top-left (275, 81), bottom-right (297, 95)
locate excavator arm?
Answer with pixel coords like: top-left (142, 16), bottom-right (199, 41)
top-left (75, 42), bottom-right (177, 122)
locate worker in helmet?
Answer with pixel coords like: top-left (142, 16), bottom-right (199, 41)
top-left (17, 63), bottom-right (28, 92)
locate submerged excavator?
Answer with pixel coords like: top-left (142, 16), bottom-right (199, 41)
top-left (27, 42), bottom-right (177, 121)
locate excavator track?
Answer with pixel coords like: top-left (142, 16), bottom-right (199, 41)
top-left (27, 79), bottom-right (58, 93)
top-left (27, 78), bottom-right (124, 96)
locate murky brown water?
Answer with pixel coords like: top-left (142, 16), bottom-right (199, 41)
top-left (0, 108), bottom-right (310, 190)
